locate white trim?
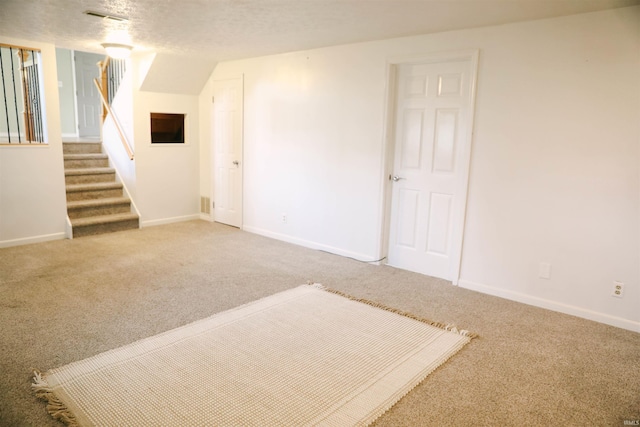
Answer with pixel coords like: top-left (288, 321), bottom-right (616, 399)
top-left (386, 49), bottom-right (481, 67)
top-left (376, 59), bottom-right (397, 265)
top-left (0, 232), bottom-right (66, 248)
top-left (70, 50), bottom-right (80, 137)
top-left (113, 168), bottom-right (141, 227)
top-left (0, 143), bottom-right (49, 148)
top-left (459, 279), bottom-right (640, 333)
top-left (99, 129), bottom-right (142, 227)
top-left (65, 216), bottom-right (73, 239)
top-left (149, 111), bottom-right (190, 146)
top-left (0, 132), bottom-right (22, 139)
top-left (380, 49), bottom-right (480, 284)
top-left (199, 213), bottom-right (213, 222)
top-left (141, 214), bottom-right (201, 228)
top-left (243, 225), bottom-right (378, 263)
top-left (211, 75), bottom-right (244, 229)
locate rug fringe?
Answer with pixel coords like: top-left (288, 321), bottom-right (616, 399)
top-left (311, 284), bottom-right (478, 339)
top-left (32, 370), bottom-right (80, 427)
top-left (306, 280), bottom-right (325, 290)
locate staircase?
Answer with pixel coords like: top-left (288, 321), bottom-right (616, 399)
top-left (63, 141), bottom-right (139, 238)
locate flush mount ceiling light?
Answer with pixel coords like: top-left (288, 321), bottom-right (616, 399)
top-left (84, 10), bottom-right (129, 22)
top-left (101, 43), bottom-right (133, 59)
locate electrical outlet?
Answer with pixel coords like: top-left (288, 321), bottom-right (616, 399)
top-left (612, 281), bottom-right (624, 298)
top-left (281, 214), bottom-right (287, 223)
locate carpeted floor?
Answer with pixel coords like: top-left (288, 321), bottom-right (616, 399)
top-left (0, 220), bottom-right (638, 426)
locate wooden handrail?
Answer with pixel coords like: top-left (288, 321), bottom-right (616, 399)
top-left (98, 56), bottom-right (110, 73)
top-left (97, 58), bottom-right (110, 121)
top-left (93, 78), bottom-right (134, 160)
top-left (0, 42), bottom-right (41, 52)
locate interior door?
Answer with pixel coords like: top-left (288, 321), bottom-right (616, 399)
top-left (212, 77), bottom-right (243, 227)
top-left (387, 57), bottom-right (475, 281)
top-left (74, 51), bottom-right (102, 137)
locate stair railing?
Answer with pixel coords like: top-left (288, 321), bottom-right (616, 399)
top-left (97, 57), bottom-right (110, 121)
top-left (97, 57), bottom-right (126, 120)
top-left (0, 43), bottom-right (44, 144)
top-left (93, 77), bottom-right (134, 160)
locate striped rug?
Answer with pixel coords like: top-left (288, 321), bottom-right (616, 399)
top-left (33, 284), bottom-right (474, 426)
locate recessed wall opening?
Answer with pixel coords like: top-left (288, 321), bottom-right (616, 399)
top-left (150, 113), bottom-right (185, 143)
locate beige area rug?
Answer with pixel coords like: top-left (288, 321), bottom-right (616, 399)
top-left (33, 284), bottom-right (475, 426)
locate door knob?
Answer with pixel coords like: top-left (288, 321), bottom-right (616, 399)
top-left (232, 160), bottom-right (239, 166)
top-left (391, 175), bottom-right (405, 182)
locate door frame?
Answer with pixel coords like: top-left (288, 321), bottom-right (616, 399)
top-left (210, 75), bottom-right (244, 228)
top-left (379, 49), bottom-right (479, 285)
top-left (68, 50), bottom-right (80, 138)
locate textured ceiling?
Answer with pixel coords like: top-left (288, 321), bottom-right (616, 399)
top-left (1, 0), bottom-right (638, 62)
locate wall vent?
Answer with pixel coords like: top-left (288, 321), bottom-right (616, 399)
top-left (200, 197), bottom-right (211, 214)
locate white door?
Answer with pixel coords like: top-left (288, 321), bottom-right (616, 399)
top-left (387, 56), bottom-right (476, 281)
top-left (74, 51), bottom-right (102, 137)
top-left (212, 77), bottom-right (243, 227)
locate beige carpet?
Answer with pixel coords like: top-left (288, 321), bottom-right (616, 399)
top-left (33, 284), bottom-right (473, 426)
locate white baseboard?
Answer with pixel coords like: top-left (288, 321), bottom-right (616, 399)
top-left (141, 214), bottom-right (201, 228)
top-left (0, 232), bottom-right (66, 248)
top-left (0, 131), bottom-right (20, 140)
top-left (242, 225), bottom-right (377, 263)
top-left (458, 279), bottom-right (640, 333)
top-left (65, 216), bottom-right (73, 239)
top-left (199, 213), bottom-right (213, 222)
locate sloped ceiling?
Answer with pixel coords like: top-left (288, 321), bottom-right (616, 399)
top-left (138, 53), bottom-right (217, 95)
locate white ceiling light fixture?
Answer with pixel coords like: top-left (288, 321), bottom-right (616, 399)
top-left (101, 43), bottom-right (133, 59)
top-left (84, 10), bottom-right (129, 22)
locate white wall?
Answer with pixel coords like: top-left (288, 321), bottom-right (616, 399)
top-left (139, 53), bottom-right (217, 95)
top-left (55, 48), bottom-right (77, 137)
top-left (201, 6), bottom-right (640, 331)
top-left (103, 57), bottom-right (137, 204)
top-left (132, 54), bottom-right (201, 226)
top-left (455, 8), bottom-right (640, 331)
top-left (0, 37), bottom-right (67, 247)
top-left (203, 46), bottom-right (388, 260)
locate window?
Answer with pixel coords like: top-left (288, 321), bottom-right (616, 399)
top-left (150, 113), bottom-right (184, 144)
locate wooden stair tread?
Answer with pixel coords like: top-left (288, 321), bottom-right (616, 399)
top-left (65, 167), bottom-right (115, 176)
top-left (70, 212), bottom-right (139, 227)
top-left (67, 197), bottom-right (131, 209)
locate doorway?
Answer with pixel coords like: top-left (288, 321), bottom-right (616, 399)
top-left (211, 77), bottom-right (244, 228)
top-left (384, 51), bottom-right (478, 283)
top-left (74, 51), bottom-right (103, 137)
